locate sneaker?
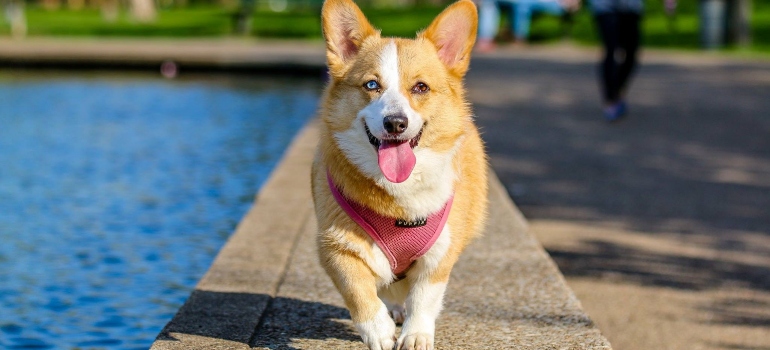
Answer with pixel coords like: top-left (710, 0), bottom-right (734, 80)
top-left (475, 39), bottom-right (496, 53)
top-left (604, 101), bottom-right (627, 122)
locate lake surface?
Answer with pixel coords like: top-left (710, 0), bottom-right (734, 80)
top-left (0, 71), bottom-right (321, 349)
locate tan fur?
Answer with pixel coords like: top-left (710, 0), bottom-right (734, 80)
top-left (312, 0), bottom-right (487, 348)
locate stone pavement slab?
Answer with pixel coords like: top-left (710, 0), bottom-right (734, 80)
top-left (151, 120), bottom-right (611, 349)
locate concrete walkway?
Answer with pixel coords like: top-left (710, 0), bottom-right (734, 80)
top-left (0, 38), bottom-right (326, 72)
top-left (150, 120), bottom-right (611, 349)
top-left (468, 45), bottom-right (770, 350)
top-left (4, 38), bottom-right (768, 349)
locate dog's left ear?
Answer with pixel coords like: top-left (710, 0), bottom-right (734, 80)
top-left (420, 0), bottom-right (478, 77)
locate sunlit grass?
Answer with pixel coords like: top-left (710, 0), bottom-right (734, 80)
top-left (0, 0), bottom-right (768, 55)
top-left (0, 7), bottom-right (233, 37)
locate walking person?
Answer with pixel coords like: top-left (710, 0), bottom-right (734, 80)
top-left (591, 0), bottom-right (676, 122)
top-left (476, 0), bottom-right (579, 51)
top-left (590, 0), bottom-right (643, 122)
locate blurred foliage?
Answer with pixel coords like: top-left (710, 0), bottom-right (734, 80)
top-left (251, 5), bottom-right (444, 38)
top-left (0, 0), bottom-right (768, 53)
top-left (523, 0), bottom-right (769, 52)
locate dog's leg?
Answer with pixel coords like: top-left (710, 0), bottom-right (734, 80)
top-left (395, 222), bottom-right (456, 350)
top-left (396, 278), bottom-right (447, 350)
top-left (379, 280), bottom-right (409, 324)
top-left (323, 252), bottom-right (396, 350)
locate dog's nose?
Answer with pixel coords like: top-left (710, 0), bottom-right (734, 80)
top-left (383, 114), bottom-right (408, 134)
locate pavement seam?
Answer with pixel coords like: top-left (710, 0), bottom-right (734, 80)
top-left (248, 212), bottom-right (313, 346)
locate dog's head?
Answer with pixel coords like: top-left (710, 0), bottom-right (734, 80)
top-left (321, 0), bottom-right (477, 184)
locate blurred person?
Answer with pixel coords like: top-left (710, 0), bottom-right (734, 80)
top-left (591, 0), bottom-right (676, 122)
top-left (476, 0), bottom-right (579, 51)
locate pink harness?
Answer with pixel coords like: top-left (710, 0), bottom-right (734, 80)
top-left (327, 172), bottom-right (453, 277)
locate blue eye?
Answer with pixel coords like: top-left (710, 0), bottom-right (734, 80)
top-left (364, 80), bottom-right (380, 91)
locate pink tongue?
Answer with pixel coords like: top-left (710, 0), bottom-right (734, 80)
top-left (377, 140), bottom-right (416, 183)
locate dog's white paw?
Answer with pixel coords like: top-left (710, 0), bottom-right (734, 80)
top-left (397, 315), bottom-right (435, 350)
top-left (396, 332), bottom-right (434, 350)
top-left (356, 306), bottom-right (397, 350)
top-left (387, 303), bottom-right (406, 324)
top-left (362, 334), bottom-right (396, 350)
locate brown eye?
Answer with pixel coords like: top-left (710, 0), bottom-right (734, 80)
top-left (411, 82), bottom-right (429, 94)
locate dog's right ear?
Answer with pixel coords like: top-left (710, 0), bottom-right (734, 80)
top-left (322, 0), bottom-right (378, 78)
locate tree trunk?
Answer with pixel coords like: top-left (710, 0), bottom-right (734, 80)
top-left (131, 0), bottom-right (157, 23)
top-left (67, 0), bottom-right (85, 10)
top-left (728, 0), bottom-right (751, 47)
top-left (6, 0), bottom-right (27, 38)
top-left (233, 0), bottom-right (255, 35)
top-left (100, 0), bottom-right (119, 22)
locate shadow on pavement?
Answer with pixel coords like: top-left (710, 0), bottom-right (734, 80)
top-left (156, 290), bottom-right (357, 349)
top-left (250, 296), bottom-right (360, 349)
top-left (698, 297), bottom-right (770, 327)
top-left (472, 58), bottom-right (770, 237)
top-left (706, 342), bottom-right (770, 350)
top-left (468, 55), bottom-right (770, 332)
top-left (156, 290), bottom-right (271, 344)
top-left (548, 240), bottom-right (770, 292)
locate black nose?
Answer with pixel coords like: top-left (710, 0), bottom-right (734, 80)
top-left (383, 114), bottom-right (408, 134)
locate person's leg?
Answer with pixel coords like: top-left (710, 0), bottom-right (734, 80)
top-left (478, 0), bottom-right (501, 42)
top-left (476, 0), bottom-right (501, 51)
top-left (596, 12), bottom-right (631, 121)
top-left (513, 1), bottom-right (535, 41)
top-left (595, 13), bottom-right (621, 103)
top-left (616, 12), bottom-right (641, 99)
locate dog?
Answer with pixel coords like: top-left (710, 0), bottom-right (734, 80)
top-left (311, 0), bottom-right (488, 349)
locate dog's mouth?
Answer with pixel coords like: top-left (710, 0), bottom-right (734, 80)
top-left (364, 122), bottom-right (423, 184)
top-left (364, 123), bottom-right (423, 150)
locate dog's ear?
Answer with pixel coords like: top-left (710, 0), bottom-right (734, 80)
top-left (322, 0), bottom-right (378, 78)
top-left (419, 0), bottom-right (478, 77)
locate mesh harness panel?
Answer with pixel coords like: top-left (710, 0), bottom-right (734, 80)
top-left (327, 172), bottom-right (453, 277)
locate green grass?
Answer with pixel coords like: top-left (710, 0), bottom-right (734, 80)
top-left (524, 10), bottom-right (703, 50)
top-left (1, 0), bottom-right (769, 55)
top-left (250, 10), bottom-right (320, 38)
top-left (0, 7), bottom-right (234, 37)
top-left (0, 5), bottom-right (443, 38)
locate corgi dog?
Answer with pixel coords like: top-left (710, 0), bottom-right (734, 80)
top-left (311, 0), bottom-right (488, 349)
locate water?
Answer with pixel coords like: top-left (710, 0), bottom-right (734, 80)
top-left (0, 71), bottom-right (321, 349)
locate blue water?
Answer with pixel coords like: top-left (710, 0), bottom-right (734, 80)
top-left (0, 72), bottom-right (321, 349)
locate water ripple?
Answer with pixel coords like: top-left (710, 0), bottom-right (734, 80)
top-left (0, 72), bottom-right (321, 348)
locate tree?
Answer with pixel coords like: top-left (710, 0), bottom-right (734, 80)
top-left (131, 0), bottom-right (157, 22)
top-left (3, 0), bottom-right (27, 38)
top-left (728, 0), bottom-right (751, 46)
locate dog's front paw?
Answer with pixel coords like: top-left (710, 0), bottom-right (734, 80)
top-left (397, 316), bottom-right (435, 350)
top-left (356, 306), bottom-right (397, 350)
top-left (396, 332), bottom-right (434, 350)
top-left (362, 334), bottom-right (396, 350)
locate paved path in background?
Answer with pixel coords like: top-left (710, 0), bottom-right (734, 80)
top-left (469, 45), bottom-right (770, 350)
top-left (0, 38), bottom-right (326, 72)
